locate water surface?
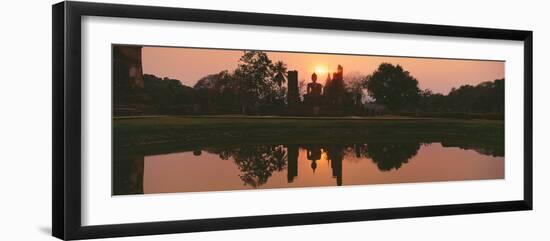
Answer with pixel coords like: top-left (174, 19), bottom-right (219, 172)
top-left (114, 142), bottom-right (504, 195)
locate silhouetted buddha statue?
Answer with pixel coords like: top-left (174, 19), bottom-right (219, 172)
top-left (305, 73), bottom-right (323, 114)
top-left (307, 73), bottom-right (323, 98)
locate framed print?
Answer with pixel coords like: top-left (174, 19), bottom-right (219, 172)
top-left (52, 1), bottom-right (533, 240)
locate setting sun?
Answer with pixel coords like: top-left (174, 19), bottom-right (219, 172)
top-left (314, 65), bottom-right (328, 75)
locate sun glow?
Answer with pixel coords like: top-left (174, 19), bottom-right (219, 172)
top-left (314, 66), bottom-right (328, 75)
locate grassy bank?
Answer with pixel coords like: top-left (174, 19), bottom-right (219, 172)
top-left (113, 116), bottom-right (504, 155)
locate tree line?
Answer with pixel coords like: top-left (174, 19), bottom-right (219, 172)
top-left (115, 51), bottom-right (288, 115)
top-left (365, 63), bottom-right (504, 117)
top-left (114, 50), bottom-right (504, 118)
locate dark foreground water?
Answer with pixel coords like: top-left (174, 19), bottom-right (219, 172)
top-left (113, 141), bottom-right (504, 195)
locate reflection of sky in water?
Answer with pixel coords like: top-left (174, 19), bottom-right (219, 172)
top-left (142, 143), bottom-right (504, 194)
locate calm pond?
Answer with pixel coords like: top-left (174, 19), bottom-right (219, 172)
top-left (113, 141), bottom-right (504, 195)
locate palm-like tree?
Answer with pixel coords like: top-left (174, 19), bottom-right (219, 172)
top-left (272, 61), bottom-right (288, 87)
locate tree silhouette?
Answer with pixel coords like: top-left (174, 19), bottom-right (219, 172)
top-left (445, 79), bottom-right (504, 113)
top-left (193, 70), bottom-right (239, 113)
top-left (237, 51), bottom-right (275, 97)
top-left (273, 61), bottom-right (288, 87)
top-left (345, 72), bottom-right (366, 95)
top-left (365, 63), bottom-right (420, 110)
top-left (233, 51), bottom-right (287, 113)
top-left (142, 74), bottom-right (195, 113)
top-left (345, 72), bottom-right (367, 108)
top-left (417, 89), bottom-right (446, 112)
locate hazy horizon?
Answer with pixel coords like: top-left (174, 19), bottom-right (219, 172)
top-left (142, 46), bottom-right (504, 95)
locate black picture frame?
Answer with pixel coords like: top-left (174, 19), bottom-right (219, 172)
top-left (52, 1), bottom-right (533, 240)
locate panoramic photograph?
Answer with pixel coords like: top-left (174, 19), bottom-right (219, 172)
top-left (112, 44), bottom-right (504, 195)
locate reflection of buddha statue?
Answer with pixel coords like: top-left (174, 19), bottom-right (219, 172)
top-left (307, 146), bottom-right (321, 173)
top-left (307, 147), bottom-right (321, 161)
top-left (310, 160), bottom-right (317, 172)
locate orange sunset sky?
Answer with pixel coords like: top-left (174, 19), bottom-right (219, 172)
top-left (142, 46), bottom-right (504, 94)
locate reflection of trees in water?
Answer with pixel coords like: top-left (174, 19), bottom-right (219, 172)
top-left (469, 147), bottom-right (503, 157)
top-left (362, 142), bottom-right (421, 171)
top-left (340, 142), bottom-right (420, 171)
top-left (113, 139), bottom-right (503, 195)
top-left (441, 142), bottom-right (504, 157)
top-left (205, 142), bottom-right (420, 188)
top-left (113, 153), bottom-right (144, 195)
top-left (343, 144), bottom-right (368, 163)
top-left (206, 145), bottom-right (287, 188)
top-left (201, 140), bottom-right (499, 188)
